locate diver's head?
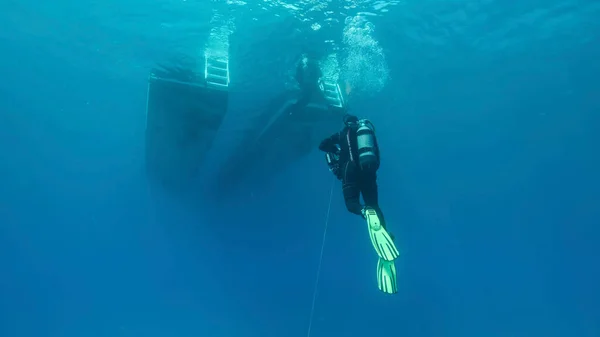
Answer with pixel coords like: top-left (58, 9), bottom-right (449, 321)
top-left (343, 114), bottom-right (359, 127)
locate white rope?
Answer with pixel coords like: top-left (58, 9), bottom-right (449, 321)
top-left (306, 177), bottom-right (336, 337)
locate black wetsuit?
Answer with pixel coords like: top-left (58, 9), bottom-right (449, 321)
top-left (295, 57), bottom-right (322, 108)
top-left (319, 124), bottom-right (386, 228)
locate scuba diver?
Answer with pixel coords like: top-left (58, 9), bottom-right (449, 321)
top-left (293, 53), bottom-right (324, 109)
top-left (319, 114), bottom-right (399, 294)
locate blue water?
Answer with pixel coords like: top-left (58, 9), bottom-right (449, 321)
top-left (1, 1), bottom-right (599, 336)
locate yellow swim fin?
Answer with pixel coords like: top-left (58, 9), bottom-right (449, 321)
top-left (363, 207), bottom-right (399, 261)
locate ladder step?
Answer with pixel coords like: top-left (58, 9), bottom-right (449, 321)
top-left (207, 75), bottom-right (227, 81)
top-left (207, 67), bottom-right (228, 76)
top-left (207, 64), bottom-right (227, 69)
top-left (207, 81), bottom-right (228, 87)
top-left (207, 64), bottom-right (227, 71)
top-left (207, 58), bottom-right (227, 65)
top-left (205, 56), bottom-right (230, 88)
top-left (206, 73), bottom-right (228, 79)
top-left (321, 81), bottom-right (344, 108)
top-left (206, 82), bottom-right (227, 88)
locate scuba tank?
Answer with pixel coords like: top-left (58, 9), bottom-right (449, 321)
top-left (356, 119), bottom-right (380, 171)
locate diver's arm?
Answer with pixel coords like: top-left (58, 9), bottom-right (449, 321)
top-left (319, 132), bottom-right (341, 153)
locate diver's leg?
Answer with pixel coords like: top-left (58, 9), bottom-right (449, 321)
top-left (360, 171), bottom-right (386, 229)
top-left (342, 161), bottom-right (364, 217)
top-left (361, 170), bottom-right (399, 261)
top-left (360, 171), bottom-right (400, 290)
